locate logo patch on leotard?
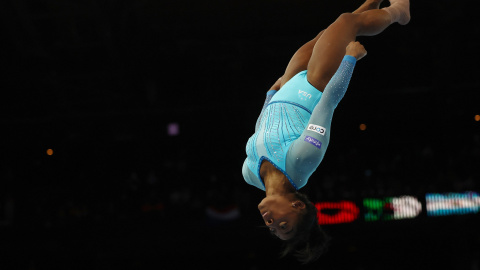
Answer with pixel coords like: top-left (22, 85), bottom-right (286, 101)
top-left (298, 90), bottom-right (312, 100)
top-left (307, 124), bottom-right (326, 136)
top-left (304, 136), bottom-right (322, 149)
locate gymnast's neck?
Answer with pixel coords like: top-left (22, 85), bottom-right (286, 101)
top-left (260, 160), bottom-right (296, 197)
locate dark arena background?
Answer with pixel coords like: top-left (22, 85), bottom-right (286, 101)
top-left (1, 0), bottom-right (480, 269)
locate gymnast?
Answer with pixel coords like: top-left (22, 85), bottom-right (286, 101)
top-left (242, 0), bottom-right (410, 264)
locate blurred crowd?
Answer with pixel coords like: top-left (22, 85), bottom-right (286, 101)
top-left (1, 132), bottom-right (478, 230)
top-left (0, 127), bottom-right (479, 270)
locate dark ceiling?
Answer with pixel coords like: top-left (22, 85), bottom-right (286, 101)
top-left (3, 0), bottom-right (479, 118)
top-left (2, 0), bottom-right (479, 171)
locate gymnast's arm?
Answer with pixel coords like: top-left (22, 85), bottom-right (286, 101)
top-left (254, 77), bottom-right (282, 131)
top-left (242, 77), bottom-right (283, 187)
top-left (285, 42), bottom-right (365, 184)
top-left (269, 77), bottom-right (282, 91)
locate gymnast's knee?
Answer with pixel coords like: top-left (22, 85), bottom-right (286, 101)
top-left (335, 12), bottom-right (360, 27)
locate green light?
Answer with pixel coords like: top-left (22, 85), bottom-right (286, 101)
top-left (363, 196), bottom-right (421, 222)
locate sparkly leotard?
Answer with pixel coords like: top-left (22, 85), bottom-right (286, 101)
top-left (242, 55), bottom-right (357, 191)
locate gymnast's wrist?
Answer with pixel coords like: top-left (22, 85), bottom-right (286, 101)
top-left (343, 55), bottom-right (357, 63)
top-left (267, 89), bottom-right (277, 95)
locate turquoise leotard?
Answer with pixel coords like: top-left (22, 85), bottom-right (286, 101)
top-left (242, 55), bottom-right (357, 191)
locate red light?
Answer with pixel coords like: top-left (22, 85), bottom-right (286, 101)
top-left (315, 201), bottom-right (360, 225)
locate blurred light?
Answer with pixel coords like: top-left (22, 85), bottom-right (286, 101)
top-left (392, 196), bottom-right (422, 219)
top-left (206, 205), bottom-right (241, 221)
top-left (46, 148), bottom-right (53, 156)
top-left (364, 198), bottom-right (388, 221)
top-left (475, 115), bottom-right (480, 122)
top-left (315, 201), bottom-right (359, 225)
top-left (364, 196), bottom-right (421, 222)
top-left (359, 123), bottom-right (367, 131)
top-left (426, 191), bottom-right (480, 216)
top-left (167, 123), bottom-right (179, 136)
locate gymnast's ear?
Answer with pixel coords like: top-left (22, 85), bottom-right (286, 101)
top-left (292, 200), bottom-right (306, 209)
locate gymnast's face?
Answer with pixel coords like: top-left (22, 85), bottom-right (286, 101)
top-left (258, 195), bottom-right (305, 240)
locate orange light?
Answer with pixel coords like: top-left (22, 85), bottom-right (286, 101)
top-left (46, 148), bottom-right (53, 156)
top-left (359, 123), bottom-right (367, 131)
top-left (475, 115), bottom-right (480, 122)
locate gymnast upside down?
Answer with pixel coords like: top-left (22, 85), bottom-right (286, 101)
top-left (242, 0), bottom-right (410, 263)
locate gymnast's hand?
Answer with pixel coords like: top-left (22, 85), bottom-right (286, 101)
top-left (270, 76), bottom-right (283, 91)
top-left (346, 41), bottom-right (367, 61)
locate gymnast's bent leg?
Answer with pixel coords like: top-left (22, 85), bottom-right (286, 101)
top-left (286, 0), bottom-right (410, 178)
top-left (279, 0), bottom-right (385, 89)
top-left (307, 0), bottom-right (410, 91)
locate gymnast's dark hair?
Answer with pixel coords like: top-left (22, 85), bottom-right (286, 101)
top-left (280, 192), bottom-right (331, 264)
